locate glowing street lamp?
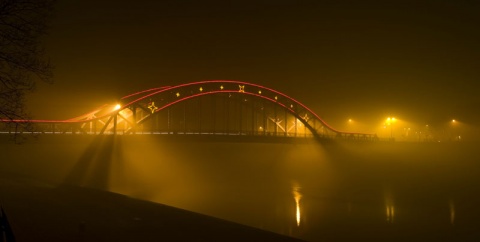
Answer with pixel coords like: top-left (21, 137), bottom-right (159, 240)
top-left (450, 119), bottom-right (460, 141)
top-left (386, 117), bottom-right (396, 139)
top-left (347, 118), bottom-right (354, 132)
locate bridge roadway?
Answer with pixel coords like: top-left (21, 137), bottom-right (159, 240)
top-left (0, 80), bottom-right (378, 142)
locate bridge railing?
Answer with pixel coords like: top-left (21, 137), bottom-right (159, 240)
top-left (0, 120), bottom-right (380, 142)
top-left (1, 80), bottom-right (380, 142)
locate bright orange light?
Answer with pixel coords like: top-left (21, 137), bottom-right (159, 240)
top-left (452, 119), bottom-right (456, 123)
top-left (386, 117), bottom-right (396, 124)
top-left (113, 104), bottom-right (121, 111)
top-left (292, 186), bottom-right (302, 227)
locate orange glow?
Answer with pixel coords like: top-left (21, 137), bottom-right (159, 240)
top-left (113, 104), bottom-right (121, 111)
top-left (292, 185), bottom-right (302, 227)
top-left (386, 205), bottom-right (395, 223)
top-left (386, 117), bottom-right (396, 124)
top-left (449, 200), bottom-right (455, 225)
top-left (385, 190), bottom-right (395, 223)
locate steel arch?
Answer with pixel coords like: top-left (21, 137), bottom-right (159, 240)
top-left (0, 80), bottom-right (377, 141)
top-left (115, 80), bottom-right (374, 140)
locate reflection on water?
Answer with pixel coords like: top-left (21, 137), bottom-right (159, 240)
top-left (384, 189), bottom-right (395, 223)
top-left (292, 182), bottom-right (302, 227)
top-left (116, 140), bottom-right (480, 241)
top-left (124, 141), bottom-right (480, 241)
top-left (385, 203), bottom-right (395, 223)
top-left (24, 137), bottom-right (475, 241)
top-left (449, 199), bottom-right (455, 225)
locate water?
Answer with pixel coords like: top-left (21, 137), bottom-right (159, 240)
top-left (2, 135), bottom-right (480, 241)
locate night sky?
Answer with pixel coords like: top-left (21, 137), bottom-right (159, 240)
top-left (28, 0), bottom-right (480, 132)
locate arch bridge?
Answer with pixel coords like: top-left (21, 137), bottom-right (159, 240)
top-left (1, 80), bottom-right (377, 141)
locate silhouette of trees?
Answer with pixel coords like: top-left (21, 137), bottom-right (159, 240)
top-left (0, 0), bottom-right (55, 123)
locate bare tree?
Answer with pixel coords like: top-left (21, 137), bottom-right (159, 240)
top-left (0, 0), bottom-right (54, 137)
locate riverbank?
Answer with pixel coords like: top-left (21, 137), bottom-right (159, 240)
top-left (0, 171), bottom-right (303, 241)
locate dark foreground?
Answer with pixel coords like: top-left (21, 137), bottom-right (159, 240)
top-left (0, 172), bottom-right (303, 242)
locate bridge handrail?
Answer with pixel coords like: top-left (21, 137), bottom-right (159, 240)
top-left (0, 80), bottom-right (376, 138)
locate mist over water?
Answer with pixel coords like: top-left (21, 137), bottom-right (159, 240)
top-left (1, 135), bottom-right (480, 241)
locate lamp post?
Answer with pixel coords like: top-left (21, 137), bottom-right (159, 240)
top-left (451, 119), bottom-right (460, 141)
top-left (386, 117), bottom-right (396, 140)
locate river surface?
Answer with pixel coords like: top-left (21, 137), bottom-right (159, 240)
top-left (2, 135), bottom-right (480, 241)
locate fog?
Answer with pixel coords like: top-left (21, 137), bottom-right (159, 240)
top-left (1, 135), bottom-right (479, 241)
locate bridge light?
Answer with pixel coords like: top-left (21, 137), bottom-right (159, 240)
top-left (220, 85), bottom-right (224, 90)
top-left (302, 114), bottom-right (309, 121)
top-left (274, 96), bottom-right (278, 100)
top-left (148, 102), bottom-right (158, 113)
top-left (113, 104), bottom-right (121, 111)
top-left (176, 92), bottom-right (180, 97)
top-left (238, 85), bottom-right (245, 93)
top-left (258, 90), bottom-right (262, 94)
top-left (199, 87), bottom-right (203, 92)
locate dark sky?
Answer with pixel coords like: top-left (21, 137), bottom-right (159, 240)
top-left (28, 0), bottom-right (480, 130)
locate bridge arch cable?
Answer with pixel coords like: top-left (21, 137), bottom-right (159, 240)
top-left (0, 80), bottom-right (376, 140)
top-left (110, 80), bottom-right (372, 140)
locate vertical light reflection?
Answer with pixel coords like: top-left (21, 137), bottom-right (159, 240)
top-left (292, 184), bottom-right (302, 227)
top-left (384, 190), bottom-right (395, 223)
top-left (449, 199), bottom-right (455, 225)
top-left (385, 203), bottom-right (395, 223)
